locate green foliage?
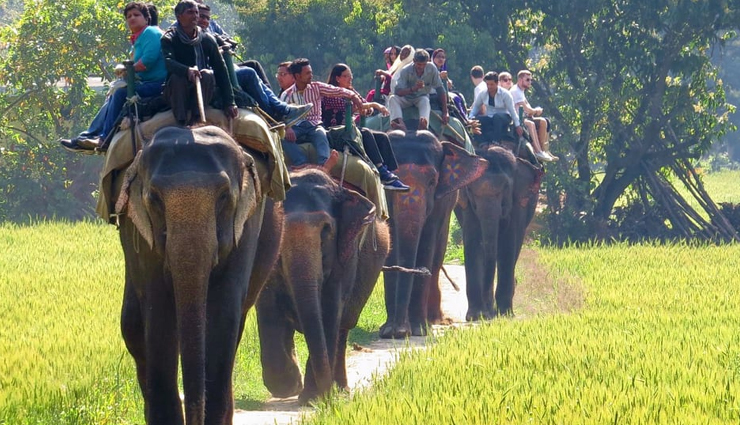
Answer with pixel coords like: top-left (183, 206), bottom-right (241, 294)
top-left (308, 243), bottom-right (740, 424)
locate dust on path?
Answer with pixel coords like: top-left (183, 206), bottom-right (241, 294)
top-left (233, 248), bottom-right (578, 425)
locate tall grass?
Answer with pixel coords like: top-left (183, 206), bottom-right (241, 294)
top-left (0, 221), bottom-right (386, 423)
top-left (307, 243), bottom-right (740, 424)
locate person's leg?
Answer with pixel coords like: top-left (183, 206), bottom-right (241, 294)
top-left (388, 95), bottom-right (407, 130)
top-left (367, 129), bottom-right (398, 170)
top-left (524, 119), bottom-right (543, 152)
top-left (416, 96), bottom-right (431, 129)
top-left (135, 79), bottom-right (165, 99)
top-left (77, 96), bottom-right (110, 139)
top-left (307, 125), bottom-right (331, 165)
top-left (533, 116), bottom-right (549, 151)
top-left (242, 59), bottom-right (271, 89)
top-left (360, 128), bottom-right (384, 165)
top-left (236, 66), bottom-right (286, 116)
top-left (100, 86), bottom-right (128, 139)
top-left (199, 69), bottom-right (216, 113)
top-left (475, 115), bottom-right (496, 144)
top-left (491, 113), bottom-right (512, 142)
top-left (164, 74), bottom-right (192, 125)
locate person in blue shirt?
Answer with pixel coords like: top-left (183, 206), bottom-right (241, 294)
top-left (60, 2), bottom-right (166, 153)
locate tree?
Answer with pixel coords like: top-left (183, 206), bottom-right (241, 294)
top-left (456, 0), bottom-right (739, 242)
top-left (0, 0), bottom-right (164, 221)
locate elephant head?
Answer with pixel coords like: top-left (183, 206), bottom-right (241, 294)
top-left (257, 168), bottom-right (390, 404)
top-left (381, 130), bottom-right (488, 339)
top-left (457, 144), bottom-right (543, 320)
top-left (115, 125), bottom-right (264, 424)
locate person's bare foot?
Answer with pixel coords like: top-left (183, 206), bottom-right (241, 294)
top-left (390, 119), bottom-right (407, 132)
top-left (322, 149), bottom-right (340, 171)
top-left (418, 118), bottom-right (428, 130)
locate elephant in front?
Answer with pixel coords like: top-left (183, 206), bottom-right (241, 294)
top-left (380, 130), bottom-right (488, 339)
top-left (256, 168), bottom-right (390, 404)
top-left (455, 144), bottom-right (543, 319)
top-left (115, 125), bottom-right (282, 424)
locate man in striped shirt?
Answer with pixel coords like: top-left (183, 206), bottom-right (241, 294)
top-left (281, 58), bottom-right (364, 166)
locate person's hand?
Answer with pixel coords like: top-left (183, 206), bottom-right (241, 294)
top-left (284, 127), bottom-right (296, 142)
top-left (351, 95), bottom-right (364, 112)
top-left (378, 105), bottom-right (390, 116)
top-left (187, 67), bottom-right (201, 83)
top-left (441, 111), bottom-right (449, 126)
top-left (440, 70), bottom-right (448, 80)
top-left (414, 80), bottom-right (425, 91)
top-left (534, 106), bottom-right (544, 116)
top-left (133, 60), bottom-right (146, 73)
top-left (225, 104), bottom-right (238, 119)
top-left (515, 125), bottom-right (524, 137)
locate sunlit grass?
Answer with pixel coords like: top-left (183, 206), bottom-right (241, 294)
top-left (308, 243), bottom-right (740, 424)
top-left (0, 221), bottom-right (387, 423)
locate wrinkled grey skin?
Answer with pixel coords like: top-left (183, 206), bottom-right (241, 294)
top-left (256, 169), bottom-right (390, 404)
top-left (115, 125), bottom-right (282, 425)
top-left (455, 144), bottom-right (543, 320)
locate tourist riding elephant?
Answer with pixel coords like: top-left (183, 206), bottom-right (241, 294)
top-left (380, 131), bottom-right (488, 339)
top-left (455, 143), bottom-right (543, 319)
top-left (256, 168), bottom-right (390, 404)
top-left (115, 125), bottom-right (282, 425)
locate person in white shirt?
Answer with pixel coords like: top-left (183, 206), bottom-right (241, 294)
top-left (468, 71), bottom-right (523, 146)
top-left (470, 65), bottom-right (487, 105)
top-left (510, 70), bottom-right (557, 160)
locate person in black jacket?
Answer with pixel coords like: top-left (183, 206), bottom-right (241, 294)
top-left (161, 0), bottom-right (237, 125)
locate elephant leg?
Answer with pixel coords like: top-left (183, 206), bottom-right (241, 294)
top-left (144, 284), bottom-right (183, 425)
top-left (204, 275), bottom-right (248, 424)
top-left (380, 215), bottom-right (420, 339)
top-left (256, 283), bottom-right (302, 398)
top-left (495, 203), bottom-right (530, 316)
top-left (462, 208), bottom-right (488, 321)
top-left (334, 328), bottom-right (350, 391)
top-left (426, 209), bottom-right (454, 324)
top-left (120, 280), bottom-right (147, 401)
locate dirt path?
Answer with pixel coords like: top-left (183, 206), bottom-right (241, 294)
top-left (232, 247), bottom-right (580, 425)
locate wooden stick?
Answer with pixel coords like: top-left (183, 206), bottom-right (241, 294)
top-left (194, 75), bottom-right (207, 123)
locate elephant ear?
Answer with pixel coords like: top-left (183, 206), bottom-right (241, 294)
top-left (436, 142), bottom-right (489, 199)
top-left (116, 150), bottom-right (155, 249)
top-left (233, 152), bottom-right (262, 247)
top-left (338, 188), bottom-right (376, 263)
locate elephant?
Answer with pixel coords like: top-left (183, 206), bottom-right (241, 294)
top-left (256, 168), bottom-right (390, 404)
top-left (455, 143), bottom-right (543, 320)
top-left (380, 130), bottom-right (488, 339)
top-left (115, 125), bottom-right (283, 424)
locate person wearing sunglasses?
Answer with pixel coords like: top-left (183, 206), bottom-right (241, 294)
top-left (510, 70), bottom-right (558, 161)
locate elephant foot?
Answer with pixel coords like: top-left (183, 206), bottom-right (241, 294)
top-left (298, 389), bottom-right (319, 406)
top-left (410, 321), bottom-right (428, 337)
top-left (426, 309), bottom-right (445, 324)
top-left (379, 321), bottom-right (411, 339)
top-left (466, 308), bottom-right (496, 322)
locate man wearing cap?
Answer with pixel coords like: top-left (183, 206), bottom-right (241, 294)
top-left (387, 48), bottom-right (448, 131)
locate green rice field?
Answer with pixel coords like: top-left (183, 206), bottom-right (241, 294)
top-left (2, 169), bottom-right (739, 423)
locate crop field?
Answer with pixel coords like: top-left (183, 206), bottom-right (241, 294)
top-left (1, 169), bottom-right (738, 423)
top-left (308, 242), bottom-right (740, 424)
top-left (0, 221), bottom-right (387, 423)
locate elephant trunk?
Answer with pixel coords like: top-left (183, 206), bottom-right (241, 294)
top-left (281, 214), bottom-right (335, 399)
top-left (164, 187), bottom-right (219, 424)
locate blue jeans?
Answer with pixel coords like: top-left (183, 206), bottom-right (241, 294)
top-left (281, 121), bottom-right (330, 165)
top-left (101, 79), bottom-right (164, 139)
top-left (76, 96), bottom-right (110, 139)
top-left (235, 66), bottom-right (288, 118)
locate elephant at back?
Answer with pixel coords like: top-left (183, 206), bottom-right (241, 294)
top-left (455, 143), bottom-right (543, 319)
top-left (256, 168), bottom-right (390, 404)
top-left (115, 125), bottom-right (282, 424)
top-left (380, 130), bottom-right (488, 339)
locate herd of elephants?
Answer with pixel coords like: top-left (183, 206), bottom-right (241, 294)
top-left (110, 118), bottom-right (543, 423)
